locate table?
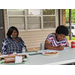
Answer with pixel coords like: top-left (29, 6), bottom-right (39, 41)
top-left (0, 47), bottom-right (75, 65)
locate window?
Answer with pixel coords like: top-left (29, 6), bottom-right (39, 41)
top-left (27, 9), bottom-right (41, 29)
top-left (43, 16), bottom-right (55, 28)
top-left (8, 9), bottom-right (25, 30)
top-left (27, 16), bottom-right (41, 29)
top-left (43, 9), bottom-right (56, 29)
top-left (43, 9), bottom-right (55, 15)
top-left (27, 9), bottom-right (41, 15)
top-left (8, 9), bottom-right (25, 15)
top-left (66, 26), bottom-right (74, 29)
top-left (7, 9), bottom-right (56, 30)
top-left (71, 26), bottom-right (74, 29)
top-left (9, 17), bottom-right (25, 30)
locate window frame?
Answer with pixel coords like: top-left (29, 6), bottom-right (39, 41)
top-left (7, 9), bottom-right (57, 31)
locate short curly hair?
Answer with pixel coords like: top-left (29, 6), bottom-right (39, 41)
top-left (56, 25), bottom-right (69, 36)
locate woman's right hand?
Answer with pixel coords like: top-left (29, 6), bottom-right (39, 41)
top-left (56, 45), bottom-right (64, 50)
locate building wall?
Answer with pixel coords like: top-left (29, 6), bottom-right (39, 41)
top-left (3, 9), bottom-right (59, 49)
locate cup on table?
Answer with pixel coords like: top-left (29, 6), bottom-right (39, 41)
top-left (71, 41), bottom-right (75, 48)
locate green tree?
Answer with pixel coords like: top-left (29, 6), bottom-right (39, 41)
top-left (66, 9), bottom-right (69, 23)
top-left (71, 9), bottom-right (75, 23)
top-left (66, 9), bottom-right (75, 23)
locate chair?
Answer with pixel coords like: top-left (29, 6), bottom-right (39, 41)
top-left (40, 42), bottom-right (45, 50)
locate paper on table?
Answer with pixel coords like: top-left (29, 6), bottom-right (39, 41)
top-left (50, 48), bottom-right (68, 52)
top-left (0, 55), bottom-right (8, 58)
top-left (15, 56), bottom-right (22, 63)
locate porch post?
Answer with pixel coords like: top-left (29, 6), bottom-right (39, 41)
top-left (69, 9), bottom-right (71, 40)
top-left (62, 9), bottom-right (66, 26)
top-left (58, 9), bottom-right (62, 26)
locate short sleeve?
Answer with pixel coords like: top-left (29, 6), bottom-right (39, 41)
top-left (65, 37), bottom-right (69, 46)
top-left (46, 34), bottom-right (54, 43)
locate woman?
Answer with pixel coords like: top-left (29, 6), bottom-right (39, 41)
top-left (45, 25), bottom-right (69, 51)
top-left (2, 26), bottom-right (27, 55)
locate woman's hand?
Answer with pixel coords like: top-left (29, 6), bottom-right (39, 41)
top-left (6, 53), bottom-right (13, 55)
top-left (56, 45), bottom-right (64, 50)
top-left (45, 40), bottom-right (65, 51)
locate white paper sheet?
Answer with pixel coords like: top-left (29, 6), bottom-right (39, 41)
top-left (50, 48), bottom-right (68, 52)
top-left (15, 56), bottom-right (22, 63)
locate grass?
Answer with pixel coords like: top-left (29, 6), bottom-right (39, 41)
top-left (66, 36), bottom-right (75, 40)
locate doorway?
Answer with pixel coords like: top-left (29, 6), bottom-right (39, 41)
top-left (0, 9), bottom-right (5, 52)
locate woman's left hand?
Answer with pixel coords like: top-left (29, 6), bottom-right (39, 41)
top-left (56, 45), bottom-right (64, 50)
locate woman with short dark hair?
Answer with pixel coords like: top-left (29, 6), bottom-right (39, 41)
top-left (2, 26), bottom-right (27, 55)
top-left (45, 25), bottom-right (69, 50)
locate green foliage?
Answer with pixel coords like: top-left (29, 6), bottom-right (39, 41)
top-left (66, 9), bottom-right (75, 23)
top-left (66, 36), bottom-right (75, 40)
top-left (66, 9), bottom-right (69, 23)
